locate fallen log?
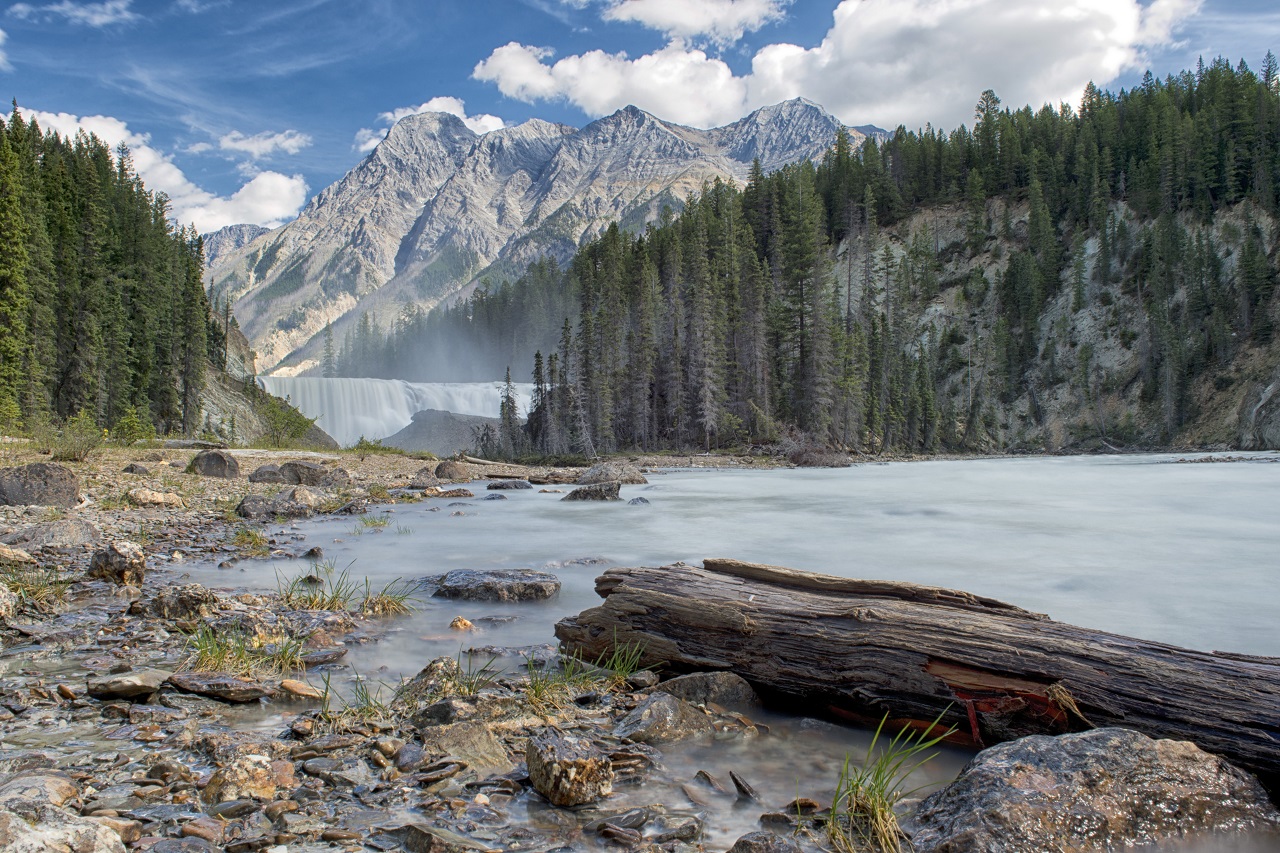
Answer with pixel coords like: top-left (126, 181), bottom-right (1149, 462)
top-left (555, 558), bottom-right (1280, 789)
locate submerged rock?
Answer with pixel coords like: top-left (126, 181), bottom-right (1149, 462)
top-left (487, 479), bottom-right (532, 490)
top-left (908, 727), bottom-right (1280, 852)
top-left (526, 730), bottom-right (614, 807)
top-left (186, 449), bottom-right (239, 479)
top-left (433, 569), bottom-right (560, 602)
top-left (614, 693), bottom-right (714, 744)
top-left (576, 461), bottom-right (648, 485)
top-left (167, 673), bottom-right (276, 703)
top-left (561, 482), bottom-right (622, 502)
top-left (0, 462), bottom-right (80, 508)
top-left (726, 831), bottom-right (804, 853)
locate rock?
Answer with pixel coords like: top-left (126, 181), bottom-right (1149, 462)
top-left (434, 460), bottom-right (470, 480)
top-left (87, 541), bottom-right (146, 586)
top-left (614, 693), bottom-right (714, 744)
top-left (2, 518), bottom-right (101, 551)
top-left (449, 616), bottom-right (475, 631)
top-left (0, 463), bottom-right (80, 507)
top-left (87, 816), bottom-right (143, 844)
top-left (659, 672), bottom-right (761, 708)
top-left (726, 831), bottom-right (804, 853)
top-left (0, 802), bottom-right (125, 853)
top-left (0, 545), bottom-right (34, 566)
top-left (246, 463), bottom-right (286, 484)
top-left (279, 679), bottom-right (322, 700)
top-left (167, 673), bottom-right (276, 703)
top-left (301, 756), bottom-right (371, 787)
top-left (280, 460), bottom-right (350, 488)
top-left (561, 482), bottom-right (622, 502)
top-left (391, 823), bottom-right (495, 853)
top-left (235, 490), bottom-right (315, 520)
top-left (0, 585), bottom-right (16, 620)
top-left (0, 772), bottom-right (78, 807)
top-left (125, 488), bottom-right (185, 509)
top-left (486, 480), bottom-right (532, 490)
top-left (280, 485), bottom-right (326, 508)
top-left (390, 657), bottom-right (461, 717)
top-left (908, 728), bottom-right (1280, 853)
top-left (128, 585), bottom-right (218, 620)
top-left (203, 754), bottom-right (290, 804)
top-left (526, 731), bottom-right (614, 807)
top-left (417, 722), bottom-right (514, 778)
top-left (628, 496), bottom-right (650, 505)
top-left (482, 493), bottom-right (507, 501)
top-left (121, 463), bottom-right (150, 476)
top-left (409, 467), bottom-right (441, 489)
top-left (86, 668), bottom-right (172, 700)
top-left (432, 569), bottom-right (560, 602)
top-left (233, 494), bottom-right (272, 519)
top-left (577, 461), bottom-right (647, 485)
top-left (185, 449), bottom-right (239, 479)
top-left (625, 670), bottom-right (660, 690)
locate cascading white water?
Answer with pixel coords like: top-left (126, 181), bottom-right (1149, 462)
top-left (259, 376), bottom-right (534, 447)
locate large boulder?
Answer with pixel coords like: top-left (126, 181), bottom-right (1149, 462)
top-left (202, 754), bottom-right (292, 804)
top-left (432, 569), bottom-right (560, 602)
top-left (658, 672), bottom-right (761, 708)
top-left (908, 727), bottom-right (1280, 852)
top-left (486, 479), bottom-right (532, 490)
top-left (86, 668), bottom-right (172, 700)
top-left (0, 545), bottom-right (33, 567)
top-left (1, 519), bottom-right (100, 551)
top-left (561, 482), bottom-right (622, 502)
top-left (576, 461), bottom-right (647, 485)
top-left (409, 467), bottom-right (441, 489)
top-left (614, 693), bottom-right (714, 744)
top-left (185, 450), bottom-right (239, 479)
top-left (434, 460), bottom-right (470, 480)
top-left (0, 463), bottom-right (79, 508)
top-left (87, 541), bottom-right (146, 586)
top-left (279, 460), bottom-right (350, 488)
top-left (234, 489), bottom-right (317, 520)
top-left (246, 463), bottom-right (286, 484)
top-left (0, 773), bottom-right (78, 808)
top-left (526, 731), bottom-right (613, 807)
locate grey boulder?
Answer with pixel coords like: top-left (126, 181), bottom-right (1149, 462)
top-left (432, 569), bottom-right (560, 602)
top-left (0, 463), bottom-right (79, 508)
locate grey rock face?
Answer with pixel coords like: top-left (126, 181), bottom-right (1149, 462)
top-left (86, 668), bottom-right (172, 700)
top-left (562, 482), bottom-right (622, 502)
top-left (614, 693), bottom-right (714, 744)
top-left (577, 461), bottom-right (647, 485)
top-left (0, 463), bottom-right (79, 508)
top-left (526, 731), bottom-right (614, 807)
top-left (186, 450), bottom-right (239, 479)
top-left (908, 728), bottom-right (1280, 852)
top-left (658, 672), bottom-right (760, 708)
top-left (207, 100), bottom-right (867, 374)
top-left (1, 519), bottom-right (101, 551)
top-left (432, 569), bottom-right (560, 602)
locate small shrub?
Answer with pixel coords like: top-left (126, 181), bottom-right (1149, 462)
top-left (232, 527), bottom-right (270, 557)
top-left (50, 409), bottom-right (103, 462)
top-left (113, 406), bottom-right (156, 446)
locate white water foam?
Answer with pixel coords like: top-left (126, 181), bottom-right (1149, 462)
top-left (259, 376), bottom-right (534, 447)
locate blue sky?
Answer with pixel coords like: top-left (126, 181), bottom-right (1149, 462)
top-left (2, 0), bottom-right (1277, 233)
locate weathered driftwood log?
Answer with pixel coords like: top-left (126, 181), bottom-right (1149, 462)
top-left (555, 559), bottom-right (1280, 788)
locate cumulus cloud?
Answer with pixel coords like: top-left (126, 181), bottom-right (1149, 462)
top-left (0, 28), bottom-right (10, 71)
top-left (27, 108), bottom-right (308, 233)
top-left (219, 129), bottom-right (312, 158)
top-left (602, 0), bottom-right (789, 45)
top-left (353, 96), bottom-right (505, 152)
top-left (477, 0), bottom-right (1204, 131)
top-left (9, 0), bottom-right (138, 27)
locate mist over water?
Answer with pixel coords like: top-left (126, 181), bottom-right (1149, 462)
top-left (259, 376), bottom-right (534, 447)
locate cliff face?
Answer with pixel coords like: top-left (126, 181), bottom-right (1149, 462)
top-left (205, 100), bottom-right (870, 374)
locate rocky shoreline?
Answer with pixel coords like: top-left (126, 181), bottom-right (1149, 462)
top-left (1, 446), bottom-right (1278, 853)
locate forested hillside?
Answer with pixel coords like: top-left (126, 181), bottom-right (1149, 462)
top-left (0, 109), bottom-right (216, 437)
top-left (330, 56), bottom-right (1280, 455)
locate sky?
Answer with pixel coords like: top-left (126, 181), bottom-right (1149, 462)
top-left (1, 0), bottom-right (1277, 234)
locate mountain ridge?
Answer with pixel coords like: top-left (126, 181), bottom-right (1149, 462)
top-left (205, 99), bottom-right (881, 374)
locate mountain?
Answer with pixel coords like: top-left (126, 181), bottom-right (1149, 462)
top-left (205, 99), bottom-right (866, 374)
top-left (202, 224), bottom-right (270, 269)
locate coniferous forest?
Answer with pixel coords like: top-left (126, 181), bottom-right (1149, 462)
top-left (339, 56), bottom-right (1280, 457)
top-left (0, 109), bottom-right (214, 437)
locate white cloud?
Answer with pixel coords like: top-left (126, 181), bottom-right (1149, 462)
top-left (602, 0), bottom-right (789, 45)
top-left (352, 96), bottom-right (505, 152)
top-left (26, 108), bottom-right (308, 233)
top-left (476, 0), bottom-right (1204, 131)
top-left (9, 0), bottom-right (138, 27)
top-left (0, 28), bottom-right (10, 71)
top-left (219, 129), bottom-right (312, 158)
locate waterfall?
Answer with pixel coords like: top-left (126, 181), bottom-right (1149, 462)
top-left (259, 377), bottom-right (535, 448)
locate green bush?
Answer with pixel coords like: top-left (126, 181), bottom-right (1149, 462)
top-left (113, 406), bottom-right (156, 446)
top-left (257, 394), bottom-right (317, 448)
top-left (50, 409), bottom-right (103, 462)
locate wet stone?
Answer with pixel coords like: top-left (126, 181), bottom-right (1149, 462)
top-left (526, 731), bottom-right (614, 807)
top-left (656, 672), bottom-right (763, 709)
top-left (432, 569), bottom-right (560, 602)
top-left (87, 668), bottom-right (172, 700)
top-left (614, 693), bottom-right (714, 745)
top-left (87, 541), bottom-right (147, 586)
top-left (726, 831), bottom-right (805, 853)
top-left (2, 518), bottom-right (102, 551)
top-left (486, 480), bottom-right (532, 490)
top-left (561, 482), bottom-right (622, 502)
top-left (166, 672), bottom-right (275, 703)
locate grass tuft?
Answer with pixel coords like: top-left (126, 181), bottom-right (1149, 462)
top-left (232, 527), bottom-right (270, 557)
top-left (827, 711), bottom-right (955, 853)
top-left (317, 669), bottom-right (392, 731)
top-left (183, 624), bottom-right (309, 677)
top-left (277, 559), bottom-right (360, 611)
top-left (0, 563), bottom-right (70, 611)
top-left (358, 577), bottom-right (419, 617)
top-left (450, 651), bottom-right (500, 696)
